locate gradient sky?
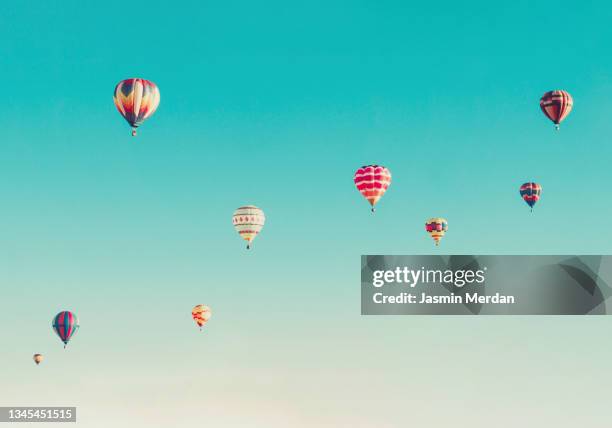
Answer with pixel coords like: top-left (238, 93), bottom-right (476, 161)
top-left (2, 1), bottom-right (612, 427)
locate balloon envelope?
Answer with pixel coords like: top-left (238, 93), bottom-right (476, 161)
top-left (520, 182), bottom-right (541, 210)
top-left (113, 78), bottom-right (160, 136)
top-left (540, 90), bottom-right (572, 129)
top-left (354, 165), bottom-right (392, 211)
top-left (426, 218), bottom-right (448, 246)
top-left (52, 311), bottom-right (79, 347)
top-left (192, 305), bottom-right (212, 330)
top-left (233, 206), bottom-right (265, 249)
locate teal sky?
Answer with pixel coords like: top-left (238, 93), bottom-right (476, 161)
top-left (2, 1), bottom-right (612, 427)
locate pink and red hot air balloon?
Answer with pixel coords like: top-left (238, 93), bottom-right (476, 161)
top-left (113, 78), bottom-right (160, 136)
top-left (540, 90), bottom-right (573, 130)
top-left (354, 165), bottom-right (392, 212)
top-left (52, 311), bottom-right (79, 348)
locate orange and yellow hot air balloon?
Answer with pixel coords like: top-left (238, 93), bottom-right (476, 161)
top-left (192, 305), bottom-right (212, 331)
top-left (113, 78), bottom-right (160, 136)
top-left (426, 218), bottom-right (448, 246)
top-left (354, 165), bottom-right (392, 212)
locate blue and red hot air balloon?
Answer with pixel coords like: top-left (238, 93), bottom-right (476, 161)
top-left (519, 182), bottom-right (541, 212)
top-left (52, 311), bottom-right (79, 348)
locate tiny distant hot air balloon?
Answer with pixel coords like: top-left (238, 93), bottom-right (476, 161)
top-left (191, 305), bottom-right (212, 331)
top-left (540, 90), bottom-right (573, 130)
top-left (426, 218), bottom-right (448, 246)
top-left (233, 206), bottom-right (265, 249)
top-left (520, 182), bottom-right (541, 212)
top-left (354, 165), bottom-right (392, 212)
top-left (113, 78), bottom-right (160, 136)
top-left (33, 354), bottom-right (43, 365)
top-left (52, 311), bottom-right (79, 348)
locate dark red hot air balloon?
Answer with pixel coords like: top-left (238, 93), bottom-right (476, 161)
top-left (540, 90), bottom-right (573, 130)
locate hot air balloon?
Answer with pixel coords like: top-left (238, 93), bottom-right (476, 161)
top-left (233, 206), bottom-right (265, 249)
top-left (33, 354), bottom-right (43, 365)
top-left (191, 305), bottom-right (212, 331)
top-left (52, 311), bottom-right (79, 348)
top-left (113, 78), bottom-right (160, 136)
top-left (354, 165), bottom-right (392, 212)
top-left (426, 218), bottom-right (448, 246)
top-left (540, 90), bottom-right (573, 130)
top-left (520, 182), bottom-right (541, 211)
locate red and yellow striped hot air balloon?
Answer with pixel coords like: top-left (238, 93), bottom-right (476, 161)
top-left (232, 206), bottom-right (265, 249)
top-left (113, 78), bottom-right (160, 136)
top-left (354, 165), bottom-right (392, 212)
top-left (540, 90), bottom-right (573, 130)
top-left (191, 305), bottom-right (212, 331)
top-left (426, 218), bottom-right (448, 246)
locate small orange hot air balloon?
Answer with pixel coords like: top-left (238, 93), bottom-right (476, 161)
top-left (33, 354), bottom-right (43, 365)
top-left (191, 305), bottom-right (212, 331)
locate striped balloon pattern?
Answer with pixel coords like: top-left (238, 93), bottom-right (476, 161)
top-left (113, 78), bottom-right (160, 136)
top-left (540, 90), bottom-right (573, 130)
top-left (426, 218), bottom-right (448, 246)
top-left (191, 305), bottom-right (212, 330)
top-left (233, 206), bottom-right (266, 249)
top-left (354, 165), bottom-right (392, 212)
top-left (520, 182), bottom-right (541, 211)
top-left (52, 311), bottom-right (79, 348)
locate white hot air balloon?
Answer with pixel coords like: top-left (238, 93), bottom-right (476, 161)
top-left (232, 206), bottom-right (265, 249)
